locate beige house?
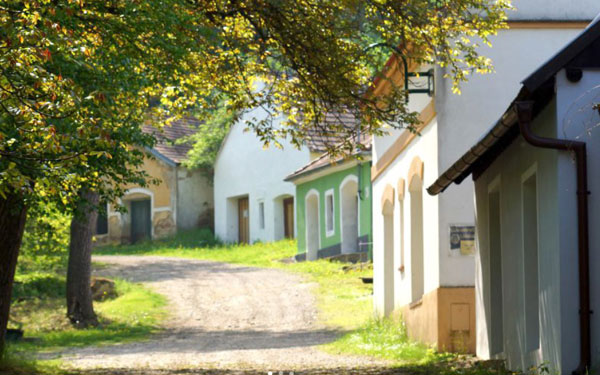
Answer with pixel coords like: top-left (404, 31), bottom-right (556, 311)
top-left (95, 118), bottom-right (213, 244)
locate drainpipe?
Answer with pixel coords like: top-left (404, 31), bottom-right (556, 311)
top-left (515, 101), bottom-right (591, 375)
top-left (356, 127), bottom-right (364, 253)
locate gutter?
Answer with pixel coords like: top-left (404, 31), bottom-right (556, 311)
top-left (515, 101), bottom-right (591, 375)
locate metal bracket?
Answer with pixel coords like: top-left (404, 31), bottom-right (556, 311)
top-left (364, 43), bottom-right (435, 103)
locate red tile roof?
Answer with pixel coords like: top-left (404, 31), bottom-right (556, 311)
top-left (304, 111), bottom-right (362, 153)
top-left (143, 117), bottom-right (201, 164)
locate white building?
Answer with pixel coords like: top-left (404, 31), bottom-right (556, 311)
top-left (214, 107), bottom-right (334, 244)
top-left (371, 0), bottom-right (598, 354)
top-left (429, 18), bottom-right (600, 373)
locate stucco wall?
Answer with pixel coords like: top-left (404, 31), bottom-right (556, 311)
top-left (555, 69), bottom-right (600, 371)
top-left (176, 166), bottom-right (213, 230)
top-left (508, 0), bottom-right (600, 21)
top-left (474, 103), bottom-right (562, 371)
top-left (213, 108), bottom-right (312, 243)
top-left (101, 155), bottom-right (212, 245)
top-left (373, 118), bottom-right (442, 316)
top-left (372, 25), bottom-right (586, 351)
top-left (295, 162), bottom-right (372, 257)
top-left (103, 156), bottom-right (177, 244)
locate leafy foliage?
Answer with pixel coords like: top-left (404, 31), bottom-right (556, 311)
top-left (0, 0), bottom-right (511, 207)
top-left (17, 203), bottom-right (70, 274)
top-left (181, 103), bottom-right (238, 178)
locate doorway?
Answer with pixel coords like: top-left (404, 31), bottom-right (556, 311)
top-left (283, 197), bottom-right (294, 239)
top-left (305, 191), bottom-right (319, 261)
top-left (131, 199), bottom-right (151, 243)
top-left (238, 197), bottom-right (250, 244)
top-left (341, 177), bottom-right (359, 254)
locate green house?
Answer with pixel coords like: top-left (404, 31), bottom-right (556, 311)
top-left (285, 144), bottom-right (372, 261)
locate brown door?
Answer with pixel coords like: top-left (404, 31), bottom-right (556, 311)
top-left (283, 197), bottom-right (295, 239)
top-left (238, 197), bottom-right (250, 244)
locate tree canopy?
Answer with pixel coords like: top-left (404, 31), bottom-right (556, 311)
top-left (1, 0), bottom-right (511, 204)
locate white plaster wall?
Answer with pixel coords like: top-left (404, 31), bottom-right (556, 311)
top-left (555, 69), bottom-right (600, 371)
top-left (213, 107), bottom-right (311, 243)
top-left (508, 0), bottom-right (600, 21)
top-left (176, 167), bottom-right (213, 230)
top-left (373, 27), bottom-right (585, 319)
top-left (373, 118), bottom-right (440, 314)
top-left (473, 104), bottom-right (562, 371)
top-left (435, 28), bottom-right (583, 287)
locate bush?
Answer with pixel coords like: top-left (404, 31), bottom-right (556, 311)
top-left (18, 203), bottom-right (70, 274)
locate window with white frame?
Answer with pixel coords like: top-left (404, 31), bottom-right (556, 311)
top-left (325, 189), bottom-right (335, 236)
top-left (258, 201), bottom-right (265, 229)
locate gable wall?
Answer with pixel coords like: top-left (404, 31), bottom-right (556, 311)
top-left (213, 108), bottom-right (311, 243)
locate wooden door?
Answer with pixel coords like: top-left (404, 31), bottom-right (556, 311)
top-left (131, 199), bottom-right (151, 243)
top-left (283, 197), bottom-right (294, 239)
top-left (238, 197), bottom-right (250, 244)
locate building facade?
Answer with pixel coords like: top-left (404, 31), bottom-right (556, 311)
top-left (286, 145), bottom-right (372, 261)
top-left (429, 19), bottom-right (600, 373)
top-left (371, 0), bottom-right (593, 355)
top-left (213, 107), bottom-right (313, 244)
top-left (95, 118), bottom-right (213, 245)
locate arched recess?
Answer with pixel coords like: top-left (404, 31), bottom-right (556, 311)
top-left (408, 157), bottom-right (425, 303)
top-left (397, 178), bottom-right (406, 274)
top-left (122, 187), bottom-right (154, 243)
top-left (381, 184), bottom-right (395, 316)
top-left (340, 175), bottom-right (359, 254)
top-left (305, 190), bottom-right (320, 261)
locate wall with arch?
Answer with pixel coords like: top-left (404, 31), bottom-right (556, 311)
top-left (294, 162), bottom-right (372, 260)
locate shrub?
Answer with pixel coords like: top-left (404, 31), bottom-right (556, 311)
top-left (18, 203), bottom-right (70, 274)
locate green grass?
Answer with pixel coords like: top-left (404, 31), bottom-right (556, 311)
top-left (8, 273), bottom-right (167, 354)
top-left (0, 355), bottom-right (67, 375)
top-left (323, 318), bottom-right (437, 364)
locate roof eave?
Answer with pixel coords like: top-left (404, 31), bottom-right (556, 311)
top-left (285, 151), bottom-right (372, 183)
top-left (148, 148), bottom-right (178, 167)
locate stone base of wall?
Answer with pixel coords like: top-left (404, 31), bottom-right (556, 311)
top-left (396, 286), bottom-right (475, 354)
top-left (153, 210), bottom-right (176, 239)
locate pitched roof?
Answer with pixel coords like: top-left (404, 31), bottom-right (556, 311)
top-left (143, 117), bottom-right (200, 165)
top-left (285, 133), bottom-right (372, 182)
top-left (304, 111), bottom-right (362, 153)
top-left (427, 17), bottom-right (600, 196)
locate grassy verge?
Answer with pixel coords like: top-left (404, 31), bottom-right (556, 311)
top-left (7, 272), bottom-right (167, 355)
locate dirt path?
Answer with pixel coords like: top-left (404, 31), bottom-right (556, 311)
top-left (58, 256), bottom-right (388, 371)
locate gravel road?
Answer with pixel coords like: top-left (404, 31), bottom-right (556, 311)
top-left (58, 256), bottom-right (387, 371)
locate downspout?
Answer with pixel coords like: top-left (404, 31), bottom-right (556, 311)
top-left (515, 101), bottom-right (591, 375)
top-left (356, 127), bottom-right (364, 254)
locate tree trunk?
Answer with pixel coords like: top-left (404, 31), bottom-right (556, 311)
top-left (0, 192), bottom-right (28, 359)
top-left (66, 189), bottom-right (99, 328)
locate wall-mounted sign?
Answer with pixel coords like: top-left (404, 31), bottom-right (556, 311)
top-left (450, 225), bottom-right (475, 256)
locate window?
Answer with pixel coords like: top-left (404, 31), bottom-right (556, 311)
top-left (96, 206), bottom-right (108, 235)
top-left (522, 169), bottom-right (540, 351)
top-left (258, 201), bottom-right (265, 229)
top-left (488, 180), bottom-right (504, 355)
top-left (325, 189), bottom-right (335, 236)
